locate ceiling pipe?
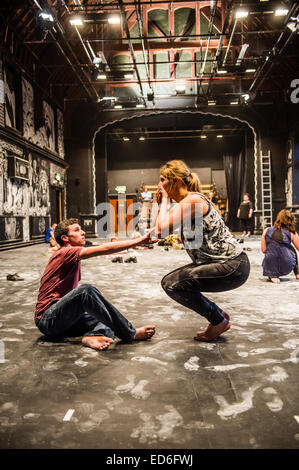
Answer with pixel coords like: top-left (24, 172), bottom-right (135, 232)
top-left (134, 0), bottom-right (153, 95)
top-left (199, 0), bottom-right (218, 79)
top-left (249, 2), bottom-right (299, 93)
top-left (118, 0), bottom-right (146, 104)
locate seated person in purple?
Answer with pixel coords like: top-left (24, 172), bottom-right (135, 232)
top-left (35, 218), bottom-right (156, 351)
top-left (261, 209), bottom-right (299, 284)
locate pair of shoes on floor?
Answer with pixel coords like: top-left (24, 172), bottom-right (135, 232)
top-left (125, 256), bottom-right (137, 263)
top-left (7, 273), bottom-right (24, 281)
top-left (112, 256), bottom-right (123, 263)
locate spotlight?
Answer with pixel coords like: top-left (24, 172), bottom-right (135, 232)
top-left (175, 84), bottom-right (186, 93)
top-left (147, 91), bottom-right (154, 101)
top-left (235, 11), bottom-right (249, 19)
top-left (123, 136), bottom-right (130, 141)
top-left (115, 105), bottom-right (123, 109)
top-left (136, 104), bottom-right (145, 108)
top-left (200, 135), bottom-right (207, 139)
top-left (38, 12), bottom-right (54, 22)
top-left (208, 100), bottom-right (216, 106)
top-left (93, 57), bottom-right (102, 67)
top-left (245, 68), bottom-right (256, 73)
top-left (124, 72), bottom-right (134, 79)
top-left (108, 16), bottom-right (121, 25)
top-left (217, 69), bottom-right (227, 74)
top-left (242, 93), bottom-right (250, 101)
top-left (217, 135), bottom-right (223, 138)
top-left (97, 73), bottom-right (107, 80)
top-left (139, 136), bottom-right (146, 141)
top-left (230, 101), bottom-right (239, 105)
top-left (70, 16), bottom-right (83, 26)
top-left (275, 9), bottom-right (289, 17)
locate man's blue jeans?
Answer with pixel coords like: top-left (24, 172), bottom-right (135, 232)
top-left (37, 284), bottom-right (136, 342)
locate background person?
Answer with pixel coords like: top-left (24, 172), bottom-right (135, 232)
top-left (237, 193), bottom-right (253, 237)
top-left (261, 209), bottom-right (299, 284)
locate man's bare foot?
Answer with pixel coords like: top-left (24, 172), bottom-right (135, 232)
top-left (194, 319), bottom-right (230, 342)
top-left (270, 277), bottom-right (280, 284)
top-left (134, 325), bottom-right (156, 340)
top-left (82, 335), bottom-right (114, 350)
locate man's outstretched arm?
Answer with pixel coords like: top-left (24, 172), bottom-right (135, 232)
top-left (78, 230), bottom-right (155, 260)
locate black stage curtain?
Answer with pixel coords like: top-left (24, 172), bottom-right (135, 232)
top-left (223, 152), bottom-right (245, 231)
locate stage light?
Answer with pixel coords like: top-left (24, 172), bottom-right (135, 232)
top-left (97, 73), bottom-right (107, 80)
top-left (93, 57), bottom-right (102, 67)
top-left (108, 16), bottom-right (121, 25)
top-left (245, 68), bottom-right (256, 73)
top-left (115, 105), bottom-right (123, 109)
top-left (235, 11), bottom-right (249, 19)
top-left (136, 104), bottom-right (145, 108)
top-left (275, 9), bottom-right (289, 17)
top-left (208, 101), bottom-right (216, 106)
top-left (70, 16), bottom-right (83, 26)
top-left (217, 69), bottom-right (227, 74)
top-left (38, 12), bottom-right (54, 22)
top-left (176, 84), bottom-right (186, 93)
top-left (242, 93), bottom-right (250, 101)
top-left (123, 136), bottom-right (130, 141)
top-left (124, 73), bottom-right (134, 79)
top-left (217, 135), bottom-right (223, 138)
top-left (230, 101), bottom-right (239, 105)
top-left (200, 135), bottom-right (207, 139)
top-left (139, 136), bottom-right (146, 141)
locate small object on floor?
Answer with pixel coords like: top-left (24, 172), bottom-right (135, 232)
top-left (111, 256), bottom-right (123, 263)
top-left (124, 256), bottom-right (137, 263)
top-left (7, 273), bottom-right (24, 281)
top-left (236, 238), bottom-right (244, 244)
top-left (164, 247), bottom-right (169, 251)
top-left (243, 247), bottom-right (252, 251)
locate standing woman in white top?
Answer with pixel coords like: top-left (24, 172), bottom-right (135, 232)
top-left (155, 160), bottom-right (250, 342)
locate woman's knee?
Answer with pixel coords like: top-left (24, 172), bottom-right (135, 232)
top-left (161, 274), bottom-right (176, 294)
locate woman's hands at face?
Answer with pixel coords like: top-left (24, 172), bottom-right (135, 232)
top-left (156, 183), bottom-right (169, 203)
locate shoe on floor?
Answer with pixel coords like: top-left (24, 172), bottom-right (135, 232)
top-left (125, 256), bottom-right (137, 263)
top-left (7, 273), bottom-right (24, 281)
top-left (111, 256), bottom-right (123, 263)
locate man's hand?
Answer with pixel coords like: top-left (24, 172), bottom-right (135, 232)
top-left (137, 229), bottom-right (157, 245)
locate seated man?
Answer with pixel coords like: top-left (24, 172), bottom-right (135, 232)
top-left (35, 218), bottom-right (156, 351)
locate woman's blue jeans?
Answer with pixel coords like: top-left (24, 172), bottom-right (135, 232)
top-left (161, 251), bottom-right (250, 326)
top-left (37, 283), bottom-right (136, 341)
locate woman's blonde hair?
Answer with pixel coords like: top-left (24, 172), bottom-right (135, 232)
top-left (274, 209), bottom-right (296, 234)
top-left (160, 160), bottom-right (201, 192)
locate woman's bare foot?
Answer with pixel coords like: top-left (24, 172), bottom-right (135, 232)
top-left (296, 274), bottom-right (299, 280)
top-left (270, 277), bottom-right (280, 284)
top-left (82, 335), bottom-right (114, 350)
top-left (194, 319), bottom-right (230, 342)
top-left (134, 325), bottom-right (156, 340)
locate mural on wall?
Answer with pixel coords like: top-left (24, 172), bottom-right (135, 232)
top-left (22, 78), bottom-right (35, 141)
top-left (28, 152), bottom-right (50, 215)
top-left (4, 65), bottom-right (17, 129)
top-left (0, 216), bottom-right (23, 243)
top-left (43, 100), bottom-right (55, 151)
top-left (57, 109), bottom-right (65, 159)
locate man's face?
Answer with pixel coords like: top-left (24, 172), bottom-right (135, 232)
top-left (63, 223), bottom-right (86, 246)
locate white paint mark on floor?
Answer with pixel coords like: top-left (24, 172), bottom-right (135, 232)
top-left (63, 409), bottom-right (75, 421)
top-left (131, 356), bottom-right (168, 366)
top-left (116, 375), bottom-right (136, 393)
top-left (215, 385), bottom-right (260, 420)
top-left (267, 366), bottom-right (288, 382)
top-left (282, 339), bottom-right (299, 349)
top-left (130, 380), bottom-right (151, 400)
top-left (294, 416), bottom-right (299, 424)
top-left (207, 363), bottom-right (250, 372)
top-left (263, 389), bottom-right (283, 413)
top-left (184, 356), bottom-right (200, 371)
top-left (249, 348), bottom-right (284, 355)
top-left (74, 359), bottom-right (88, 367)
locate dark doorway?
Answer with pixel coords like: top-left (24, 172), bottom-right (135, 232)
top-left (50, 187), bottom-right (63, 224)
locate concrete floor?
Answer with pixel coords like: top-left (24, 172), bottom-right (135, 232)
top-left (0, 236), bottom-right (298, 450)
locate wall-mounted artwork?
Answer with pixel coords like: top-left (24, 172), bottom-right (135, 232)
top-left (0, 216), bottom-right (23, 244)
top-left (4, 65), bottom-right (17, 129)
top-left (22, 78), bottom-right (35, 141)
top-left (8, 155), bottom-right (29, 180)
top-left (29, 215), bottom-right (49, 240)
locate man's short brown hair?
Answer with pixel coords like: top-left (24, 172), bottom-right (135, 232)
top-left (54, 218), bottom-right (79, 247)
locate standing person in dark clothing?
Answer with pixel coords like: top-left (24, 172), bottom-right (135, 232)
top-left (237, 193), bottom-right (253, 237)
top-left (261, 209), bottom-right (299, 284)
top-left (155, 160), bottom-right (250, 342)
top-left (35, 218), bottom-right (156, 351)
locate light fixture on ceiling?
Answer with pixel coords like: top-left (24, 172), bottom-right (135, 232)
top-left (108, 16), bottom-right (121, 25)
top-left (230, 101), bottom-right (239, 105)
top-left (147, 91), bottom-right (155, 102)
top-left (123, 136), bottom-right (130, 141)
top-left (217, 135), bottom-right (223, 138)
top-left (97, 73), bottom-right (107, 80)
top-left (287, 16), bottom-right (299, 33)
top-left (93, 57), bottom-right (102, 68)
top-left (235, 11), bottom-right (249, 19)
top-left (208, 100), bottom-right (216, 106)
top-left (242, 93), bottom-right (250, 102)
top-left (124, 72), bottom-right (134, 79)
top-left (139, 136), bottom-right (146, 141)
top-left (175, 84), bottom-right (186, 94)
top-left (200, 135), bottom-right (207, 139)
top-left (245, 68), bottom-right (256, 73)
top-left (115, 105), bottom-right (123, 109)
top-left (136, 104), bottom-right (145, 108)
top-left (275, 8), bottom-right (289, 17)
top-left (38, 12), bottom-right (54, 22)
top-left (69, 16), bottom-right (83, 26)
top-left (217, 69), bottom-right (227, 74)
